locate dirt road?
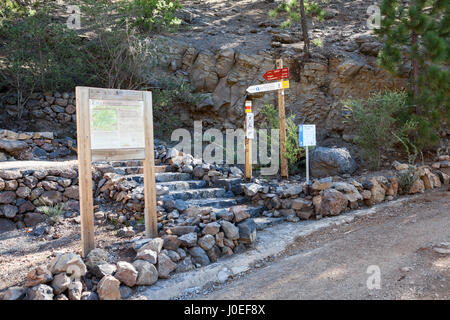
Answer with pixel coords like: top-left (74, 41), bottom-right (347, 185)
top-left (195, 189), bottom-right (450, 300)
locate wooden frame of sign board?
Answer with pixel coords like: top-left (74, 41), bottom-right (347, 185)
top-left (76, 87), bottom-right (157, 257)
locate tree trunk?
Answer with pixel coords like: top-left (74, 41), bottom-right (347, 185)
top-left (299, 0), bottom-right (310, 59)
top-left (411, 30), bottom-right (421, 115)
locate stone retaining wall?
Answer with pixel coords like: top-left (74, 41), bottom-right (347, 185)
top-left (0, 129), bottom-right (76, 161)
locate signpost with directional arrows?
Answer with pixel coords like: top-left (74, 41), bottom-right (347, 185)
top-left (245, 60), bottom-right (290, 179)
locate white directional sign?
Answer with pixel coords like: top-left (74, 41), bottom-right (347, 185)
top-left (246, 112), bottom-right (254, 139)
top-left (299, 124), bottom-right (316, 147)
top-left (246, 80), bottom-right (289, 93)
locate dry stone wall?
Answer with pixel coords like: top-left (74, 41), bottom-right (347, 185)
top-left (0, 129), bottom-right (76, 161)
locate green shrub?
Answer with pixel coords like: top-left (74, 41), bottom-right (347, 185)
top-left (0, 8), bottom-right (90, 117)
top-left (259, 103), bottom-right (304, 174)
top-left (119, 0), bottom-right (182, 32)
top-left (342, 91), bottom-right (418, 169)
top-left (270, 0), bottom-right (329, 27)
top-left (396, 166), bottom-right (419, 194)
top-left (146, 76), bottom-right (203, 139)
top-left (37, 203), bottom-right (65, 224)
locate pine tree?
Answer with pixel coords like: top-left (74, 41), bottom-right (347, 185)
top-left (375, 0), bottom-right (449, 148)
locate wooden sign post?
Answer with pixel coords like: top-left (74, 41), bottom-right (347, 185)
top-left (276, 59), bottom-right (288, 179)
top-left (244, 100), bottom-right (253, 180)
top-left (76, 87), bottom-right (157, 257)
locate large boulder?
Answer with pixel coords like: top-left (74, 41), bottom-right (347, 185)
top-left (310, 147), bottom-right (358, 177)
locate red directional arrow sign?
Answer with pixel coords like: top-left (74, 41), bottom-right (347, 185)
top-left (263, 67), bottom-right (289, 81)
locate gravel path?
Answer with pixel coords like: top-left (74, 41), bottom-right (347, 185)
top-left (193, 189), bottom-right (450, 300)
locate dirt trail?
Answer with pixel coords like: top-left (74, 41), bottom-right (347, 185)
top-left (194, 189), bottom-right (450, 300)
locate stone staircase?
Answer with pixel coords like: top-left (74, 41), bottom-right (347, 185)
top-left (108, 160), bottom-right (262, 217)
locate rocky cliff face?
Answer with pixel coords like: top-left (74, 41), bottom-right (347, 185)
top-left (154, 32), bottom-right (407, 141)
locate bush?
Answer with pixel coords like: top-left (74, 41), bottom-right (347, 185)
top-left (147, 76), bottom-right (203, 139)
top-left (119, 0), bottom-right (182, 32)
top-left (0, 7), bottom-right (90, 117)
top-left (37, 203), bottom-right (65, 224)
top-left (259, 103), bottom-right (304, 174)
top-left (342, 91), bottom-right (419, 169)
top-left (396, 166), bottom-right (419, 194)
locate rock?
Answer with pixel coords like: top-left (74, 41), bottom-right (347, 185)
top-left (0, 218), bottom-right (16, 232)
top-left (409, 178), bottom-right (425, 194)
top-left (0, 170), bottom-right (22, 180)
top-left (0, 191), bottom-right (16, 204)
top-left (27, 284), bottom-right (54, 300)
top-left (369, 178), bottom-right (386, 204)
top-left (49, 253), bottom-right (87, 277)
top-left (291, 199), bottom-right (312, 210)
top-left (244, 183), bottom-right (262, 196)
top-left (114, 261), bottom-right (138, 287)
top-left (157, 253), bottom-right (177, 278)
top-left (176, 256), bottom-right (195, 273)
top-left (284, 185), bottom-right (303, 197)
top-left (238, 219), bottom-right (257, 244)
top-left (319, 189), bottom-right (348, 216)
top-left (229, 166), bottom-right (243, 177)
top-left (163, 235), bottom-right (181, 251)
top-left (219, 220), bottom-right (239, 240)
top-left (23, 211), bottom-right (44, 227)
top-left (85, 248), bottom-right (109, 270)
top-left (336, 59), bottom-right (365, 79)
top-left (138, 238), bottom-right (164, 254)
top-left (16, 186), bottom-right (31, 198)
top-left (68, 281), bottom-right (82, 300)
top-left (216, 49), bottom-right (235, 77)
top-left (3, 286), bottom-right (26, 300)
top-left (169, 225), bottom-right (197, 236)
top-left (97, 275), bottom-right (121, 300)
top-left (190, 51), bottom-right (218, 92)
top-left (1, 204), bottom-right (18, 218)
top-left (179, 232), bottom-right (198, 247)
top-left (119, 285), bottom-right (134, 299)
top-left (189, 246), bottom-right (211, 266)
top-left (81, 291), bottom-right (99, 300)
top-left (230, 205), bottom-right (250, 223)
top-left (25, 266), bottom-right (53, 287)
top-left (50, 272), bottom-right (71, 295)
top-left (0, 140), bottom-right (28, 153)
top-left (198, 234), bottom-right (215, 251)
top-left (63, 186), bottom-right (79, 199)
top-left (310, 147), bottom-right (357, 177)
top-left (93, 263), bottom-right (117, 278)
top-left (133, 260), bottom-right (159, 286)
top-left (136, 249), bottom-right (158, 264)
top-left (39, 190), bottom-right (62, 205)
top-left (312, 177), bottom-right (333, 191)
top-left (203, 221), bottom-right (221, 235)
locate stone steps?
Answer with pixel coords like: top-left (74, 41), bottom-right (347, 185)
top-left (114, 165), bottom-right (169, 175)
top-left (157, 180), bottom-right (207, 191)
top-left (186, 197), bottom-right (247, 209)
top-left (124, 172), bottom-right (193, 183)
top-left (109, 160), bottom-right (257, 216)
top-left (163, 187), bottom-right (227, 201)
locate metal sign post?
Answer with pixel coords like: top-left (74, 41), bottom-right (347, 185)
top-left (299, 124), bottom-right (316, 185)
